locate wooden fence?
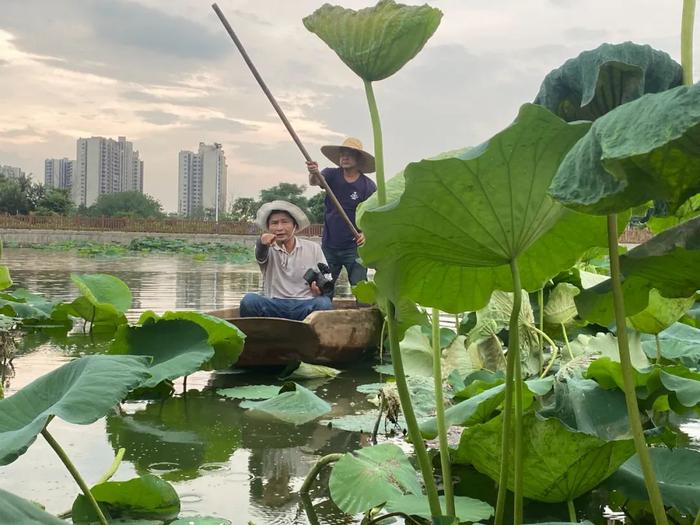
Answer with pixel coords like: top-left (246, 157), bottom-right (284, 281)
top-left (0, 213), bottom-right (651, 243)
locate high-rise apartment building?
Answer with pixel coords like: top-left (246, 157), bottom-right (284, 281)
top-left (44, 158), bottom-right (74, 190)
top-left (0, 165), bottom-right (25, 179)
top-left (72, 136), bottom-right (144, 206)
top-left (178, 142), bottom-right (227, 218)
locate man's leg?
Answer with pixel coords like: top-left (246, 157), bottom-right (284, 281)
top-left (239, 293), bottom-right (287, 318)
top-left (322, 246), bottom-right (343, 283)
top-left (288, 296), bottom-right (333, 321)
top-left (342, 247), bottom-right (368, 287)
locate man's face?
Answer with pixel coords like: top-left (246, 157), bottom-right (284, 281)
top-left (267, 211), bottom-right (296, 242)
top-left (339, 148), bottom-right (359, 170)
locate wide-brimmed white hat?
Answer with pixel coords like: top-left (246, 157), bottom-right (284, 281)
top-left (321, 137), bottom-right (375, 173)
top-left (255, 200), bottom-right (310, 231)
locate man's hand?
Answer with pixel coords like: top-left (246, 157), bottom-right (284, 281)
top-left (310, 281), bottom-right (322, 296)
top-left (260, 233), bottom-right (276, 246)
top-left (307, 161), bottom-right (322, 185)
top-left (355, 232), bottom-right (366, 246)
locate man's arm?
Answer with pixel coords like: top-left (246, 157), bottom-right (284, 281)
top-left (306, 161), bottom-right (325, 186)
top-left (255, 233), bottom-right (275, 264)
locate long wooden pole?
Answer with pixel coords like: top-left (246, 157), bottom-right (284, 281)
top-left (211, 3), bottom-right (359, 238)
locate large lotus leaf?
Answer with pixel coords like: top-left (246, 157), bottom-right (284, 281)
top-left (139, 310), bottom-right (244, 370)
top-left (641, 322), bottom-right (700, 367)
top-left (419, 377), bottom-right (554, 439)
top-left (576, 217), bottom-right (700, 324)
top-left (398, 324), bottom-right (433, 376)
top-left (329, 443), bottom-right (421, 514)
top-left (568, 331), bottom-right (650, 370)
top-left (303, 0), bottom-right (442, 82)
top-left (0, 487), bottom-right (66, 524)
top-left (109, 319), bottom-right (214, 389)
top-left (454, 413), bottom-right (635, 503)
top-left (550, 83), bottom-right (700, 215)
top-left (534, 42), bottom-right (682, 122)
top-left (71, 474), bottom-right (180, 523)
top-left (543, 282), bottom-right (580, 325)
top-left (239, 382), bottom-right (330, 425)
top-left (385, 494), bottom-right (493, 523)
top-left (62, 273), bottom-right (132, 329)
top-left (607, 447), bottom-right (700, 515)
top-left (0, 355), bottom-right (150, 465)
top-left (359, 103), bottom-right (616, 313)
top-left (648, 194), bottom-right (700, 234)
top-left (628, 289), bottom-right (695, 334)
top-left (0, 266), bottom-right (11, 290)
top-left (538, 377), bottom-right (630, 441)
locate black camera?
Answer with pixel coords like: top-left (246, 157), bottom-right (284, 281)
top-left (303, 263), bottom-right (334, 296)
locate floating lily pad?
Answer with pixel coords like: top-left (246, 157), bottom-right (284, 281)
top-left (0, 355), bottom-right (150, 465)
top-left (385, 494), bottom-right (493, 523)
top-left (216, 385), bottom-right (281, 400)
top-left (303, 0), bottom-right (442, 82)
top-left (280, 361), bottom-right (340, 380)
top-left (239, 382), bottom-right (330, 425)
top-left (329, 443), bottom-right (421, 514)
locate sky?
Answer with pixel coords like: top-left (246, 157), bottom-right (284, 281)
top-left (0, 0), bottom-right (695, 212)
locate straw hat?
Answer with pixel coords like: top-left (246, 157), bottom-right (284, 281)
top-left (321, 137), bottom-right (375, 173)
top-left (255, 200), bottom-right (310, 231)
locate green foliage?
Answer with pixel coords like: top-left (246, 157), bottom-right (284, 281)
top-left (306, 191), bottom-right (325, 223)
top-left (227, 197), bottom-right (260, 222)
top-left (259, 182), bottom-right (309, 212)
top-left (36, 188), bottom-right (75, 215)
top-left (627, 289), bottom-right (695, 334)
top-left (385, 494), bottom-right (494, 523)
top-left (303, 0), bottom-right (442, 82)
top-left (62, 273), bottom-right (132, 330)
top-left (217, 385), bottom-right (281, 400)
top-left (84, 191), bottom-right (164, 219)
top-left (71, 474), bottom-right (180, 523)
top-left (109, 319), bottom-right (215, 390)
top-left (0, 488), bottom-right (66, 524)
top-left (329, 443), bottom-right (422, 514)
top-left (642, 322), bottom-right (700, 367)
top-left (455, 413), bottom-right (636, 503)
top-left (239, 382), bottom-right (331, 425)
top-left (0, 355), bottom-right (150, 465)
top-left (535, 42), bottom-right (682, 122)
top-left (0, 174), bottom-right (36, 214)
top-left (360, 104), bottom-right (614, 313)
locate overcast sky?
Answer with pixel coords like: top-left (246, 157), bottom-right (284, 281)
top-left (0, 0), bottom-right (695, 212)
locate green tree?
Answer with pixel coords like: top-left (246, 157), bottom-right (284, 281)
top-left (88, 192), bottom-right (163, 218)
top-left (0, 176), bottom-right (31, 214)
top-left (227, 197), bottom-right (260, 222)
top-left (36, 188), bottom-right (75, 215)
top-left (259, 182), bottom-right (309, 213)
top-left (307, 191), bottom-right (325, 223)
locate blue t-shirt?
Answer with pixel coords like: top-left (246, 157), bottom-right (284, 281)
top-left (321, 167), bottom-right (377, 250)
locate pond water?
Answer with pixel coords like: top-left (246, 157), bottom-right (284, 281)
top-left (0, 248), bottom-right (373, 524)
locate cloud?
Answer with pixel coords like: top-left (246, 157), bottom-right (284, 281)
top-left (136, 111), bottom-right (181, 126)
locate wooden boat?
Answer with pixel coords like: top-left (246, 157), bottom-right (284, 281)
top-left (208, 299), bottom-right (383, 367)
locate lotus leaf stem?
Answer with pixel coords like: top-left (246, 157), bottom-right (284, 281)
top-left (567, 499), bottom-right (576, 522)
top-left (693, 509), bottom-right (700, 525)
top-left (655, 334), bottom-right (662, 363)
top-left (386, 302), bottom-right (442, 516)
top-left (682, 0), bottom-right (696, 85)
top-left (432, 308), bottom-right (455, 516)
top-left (300, 493), bottom-right (321, 525)
top-left (299, 453), bottom-right (343, 494)
top-left (607, 214), bottom-right (669, 525)
top-left (540, 344), bottom-right (560, 379)
top-left (41, 427), bottom-right (109, 525)
top-left (510, 260), bottom-right (524, 524)
top-left (538, 289), bottom-right (544, 372)
top-left (96, 447), bottom-right (125, 484)
top-left (363, 80), bottom-right (386, 204)
top-left (371, 390), bottom-right (386, 445)
top-left (561, 323), bottom-right (574, 360)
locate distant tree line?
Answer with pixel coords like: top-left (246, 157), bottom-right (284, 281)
top-left (0, 175), bottom-right (324, 222)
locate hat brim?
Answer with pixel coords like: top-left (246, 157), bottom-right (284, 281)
top-left (255, 200), bottom-right (310, 231)
top-left (321, 145), bottom-right (376, 173)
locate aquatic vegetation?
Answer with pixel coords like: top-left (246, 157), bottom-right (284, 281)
top-left (238, 382), bottom-right (331, 425)
top-left (61, 273), bottom-right (131, 331)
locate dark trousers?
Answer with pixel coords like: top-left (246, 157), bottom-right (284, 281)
top-left (239, 293), bottom-right (332, 321)
top-left (322, 246), bottom-right (368, 289)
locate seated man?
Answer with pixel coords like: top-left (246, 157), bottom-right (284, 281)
top-left (240, 200), bottom-right (333, 321)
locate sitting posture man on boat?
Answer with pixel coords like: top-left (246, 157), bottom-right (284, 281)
top-left (239, 200), bottom-right (333, 321)
top-left (306, 137), bottom-right (376, 289)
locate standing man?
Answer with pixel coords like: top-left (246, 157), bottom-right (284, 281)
top-left (239, 200), bottom-right (333, 320)
top-left (306, 137), bottom-right (377, 289)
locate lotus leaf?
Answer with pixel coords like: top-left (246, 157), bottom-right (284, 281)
top-left (628, 289), bottom-right (695, 334)
top-left (303, 0), bottom-right (442, 82)
top-left (280, 361), bottom-right (340, 380)
top-left (72, 474), bottom-right (180, 523)
top-left (641, 322), bottom-right (700, 367)
top-left (454, 413), bottom-right (635, 503)
top-left (352, 279), bottom-right (428, 338)
top-left (538, 377), bottom-right (630, 440)
top-left (385, 494), bottom-right (493, 522)
top-left (109, 319), bottom-right (214, 389)
top-left (0, 355), bottom-right (150, 465)
top-left (239, 382), bottom-right (330, 425)
top-left (648, 194), bottom-right (700, 234)
top-left (0, 487), bottom-right (65, 524)
top-left (576, 217), bottom-right (700, 324)
top-left (568, 331), bottom-right (650, 370)
top-left (217, 385), bottom-right (281, 400)
top-left (63, 273), bottom-right (132, 329)
top-left (535, 42), bottom-right (682, 122)
top-left (0, 266), bottom-right (12, 291)
top-left (607, 447), bottom-right (700, 515)
top-left (543, 282), bottom-right (580, 325)
top-left (359, 104), bottom-right (614, 313)
top-left (138, 310), bottom-right (244, 370)
top-left (329, 443), bottom-right (421, 514)
top-left (550, 83), bottom-right (700, 215)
